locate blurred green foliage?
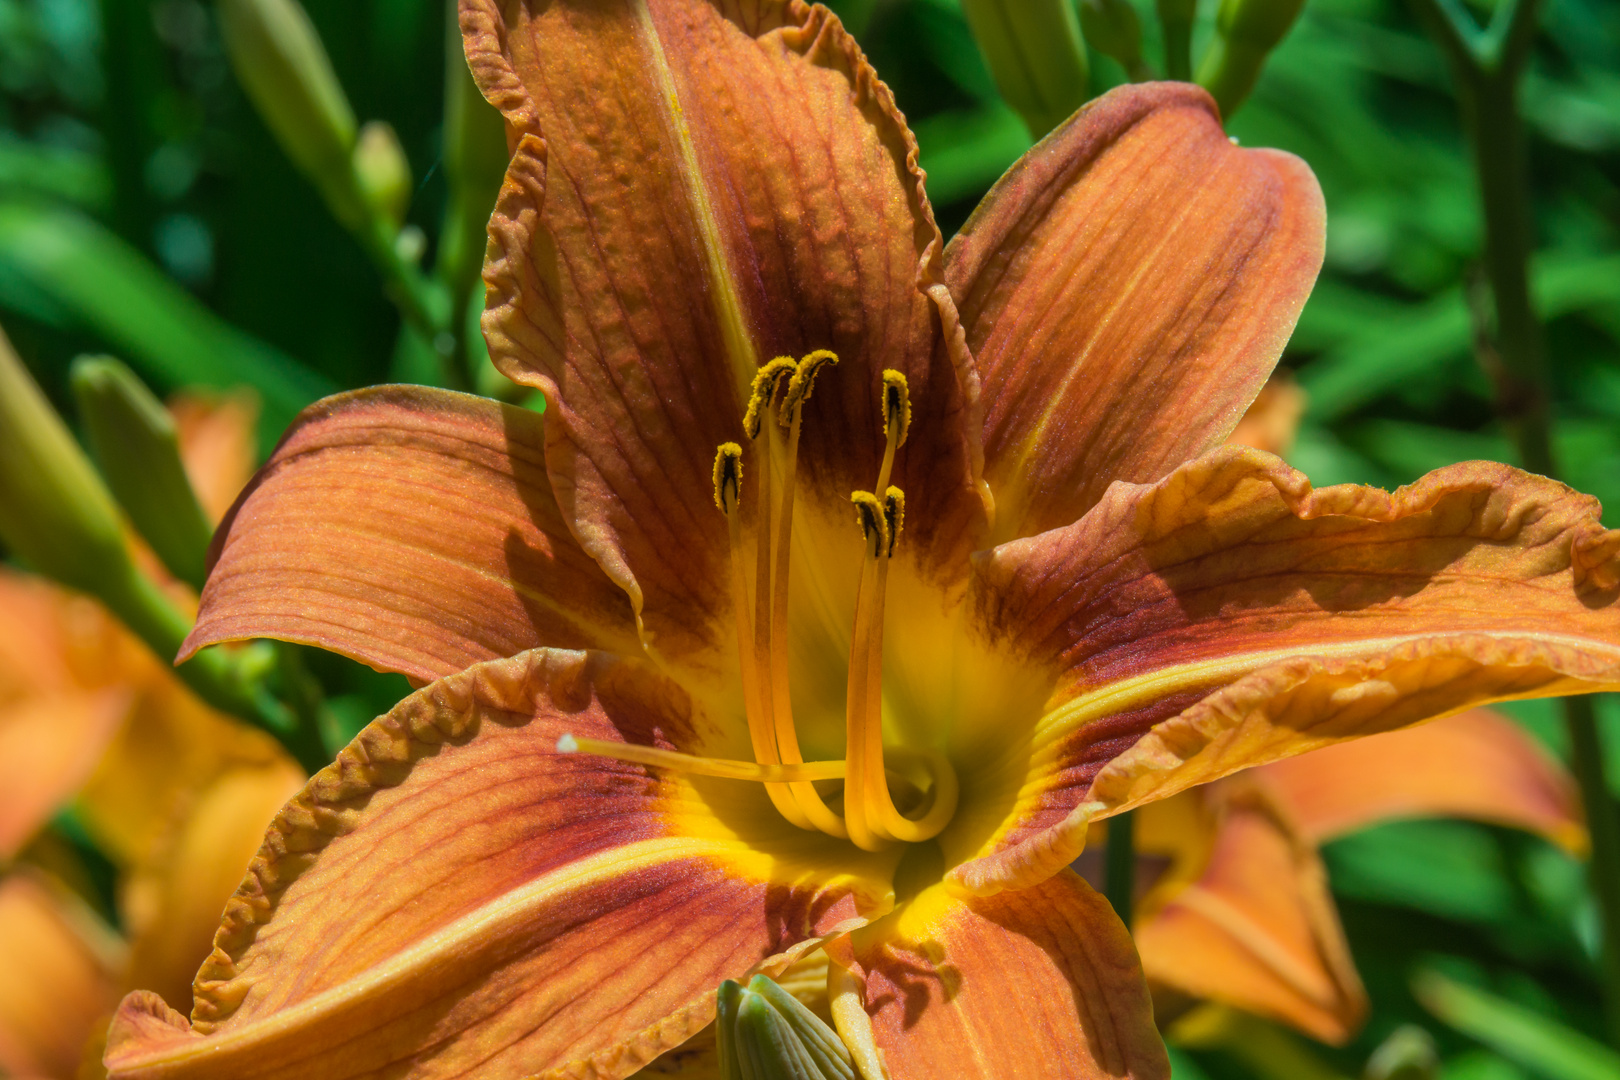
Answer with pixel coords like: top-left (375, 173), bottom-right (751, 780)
top-left (1, 0), bottom-right (1618, 1076)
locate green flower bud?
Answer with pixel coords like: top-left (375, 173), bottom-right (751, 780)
top-left (1196, 0), bottom-right (1307, 117)
top-left (0, 324), bottom-right (128, 596)
top-left (217, 0), bottom-right (364, 227)
top-left (1078, 0), bottom-right (1151, 82)
top-left (354, 120), bottom-right (412, 230)
top-left (70, 356), bottom-right (214, 591)
top-left (717, 975), bottom-right (856, 1080)
top-left (960, 0), bottom-right (1090, 139)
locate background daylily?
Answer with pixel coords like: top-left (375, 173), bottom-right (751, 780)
top-left (0, 395), bottom-right (303, 1079)
top-left (1102, 708), bottom-right (1586, 1045)
top-left (96, 1), bottom-right (1620, 1078)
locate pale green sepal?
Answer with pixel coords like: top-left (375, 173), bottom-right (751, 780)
top-left (747, 976), bottom-right (854, 1080)
top-left (717, 976), bottom-right (854, 1080)
top-left (718, 979), bottom-right (745, 1080)
top-left (736, 991), bottom-right (821, 1080)
top-left (70, 356), bottom-right (214, 591)
top-left (960, 0), bottom-right (1090, 139)
top-left (217, 0), bottom-right (364, 228)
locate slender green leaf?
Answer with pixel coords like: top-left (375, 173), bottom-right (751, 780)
top-left (1415, 969), bottom-right (1620, 1080)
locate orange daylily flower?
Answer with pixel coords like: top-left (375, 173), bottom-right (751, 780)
top-left (1103, 708), bottom-right (1585, 1045)
top-left (102, 2), bottom-right (1620, 1077)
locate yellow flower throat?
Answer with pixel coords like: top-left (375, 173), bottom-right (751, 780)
top-left (559, 352), bottom-right (959, 852)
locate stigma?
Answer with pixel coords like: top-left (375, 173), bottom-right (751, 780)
top-left (559, 354), bottom-right (958, 851)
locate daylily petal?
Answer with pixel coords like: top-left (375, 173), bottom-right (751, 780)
top-left (467, 0), bottom-right (986, 665)
top-left (954, 447), bottom-right (1620, 893)
top-left (0, 690), bottom-right (129, 859)
top-left (169, 391), bottom-right (259, 523)
top-left (105, 649), bottom-right (891, 1080)
top-left (122, 759), bottom-right (306, 1013)
top-left (1135, 784), bottom-right (1365, 1045)
top-left (181, 386), bottom-right (638, 684)
top-left (1225, 373), bottom-right (1306, 458)
top-left (1252, 708), bottom-right (1586, 852)
top-left (0, 872), bottom-right (121, 1080)
top-left (76, 674), bottom-right (288, 868)
top-left (945, 82), bottom-right (1324, 543)
top-left (844, 874), bottom-right (1167, 1079)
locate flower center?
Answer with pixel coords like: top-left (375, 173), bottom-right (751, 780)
top-left (560, 352), bottom-right (958, 852)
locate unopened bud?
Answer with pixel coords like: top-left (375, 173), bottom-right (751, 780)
top-left (1079, 0), bottom-right (1150, 82)
top-left (354, 120), bottom-right (412, 229)
top-left (0, 325), bottom-right (129, 596)
top-left (717, 975), bottom-right (855, 1080)
top-left (70, 356), bottom-right (214, 591)
top-left (1196, 0), bottom-right (1307, 116)
top-left (960, 0), bottom-right (1089, 139)
top-left (217, 0), bottom-right (364, 227)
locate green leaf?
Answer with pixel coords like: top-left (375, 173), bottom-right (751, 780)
top-left (1414, 969), bottom-right (1620, 1080)
top-left (0, 199), bottom-right (334, 445)
top-left (913, 102), bottom-right (1032, 206)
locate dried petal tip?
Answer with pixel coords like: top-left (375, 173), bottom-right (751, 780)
top-left (713, 443), bottom-right (744, 514)
top-left (717, 974), bottom-right (855, 1080)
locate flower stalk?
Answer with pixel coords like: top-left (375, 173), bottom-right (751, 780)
top-left (1408, 0), bottom-right (1620, 1044)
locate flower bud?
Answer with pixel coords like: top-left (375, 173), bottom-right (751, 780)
top-left (0, 324), bottom-right (128, 597)
top-left (1196, 0), bottom-right (1307, 117)
top-left (70, 356), bottom-right (214, 590)
top-left (1078, 0), bottom-right (1150, 82)
top-left (717, 975), bottom-right (856, 1080)
top-left (960, 0), bottom-right (1090, 139)
top-left (353, 120), bottom-right (412, 230)
top-left (216, 0), bottom-right (364, 227)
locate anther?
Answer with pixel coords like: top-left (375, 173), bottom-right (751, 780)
top-left (850, 490), bottom-right (888, 559)
top-left (779, 349), bottom-right (839, 422)
top-left (880, 370), bottom-right (910, 448)
top-left (712, 442), bottom-right (743, 514)
top-left (743, 357), bottom-right (798, 439)
top-left (882, 487), bottom-right (904, 558)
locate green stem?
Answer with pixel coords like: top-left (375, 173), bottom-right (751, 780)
top-left (1409, 0), bottom-right (1620, 1045)
top-left (354, 215), bottom-right (463, 391)
top-left (1105, 811), bottom-right (1135, 929)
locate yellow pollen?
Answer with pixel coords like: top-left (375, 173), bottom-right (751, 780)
top-left (880, 369), bottom-right (910, 448)
top-left (882, 486), bottom-right (904, 559)
top-left (849, 490), bottom-right (888, 560)
top-left (779, 349), bottom-right (838, 421)
top-left (711, 442), bottom-right (743, 513)
top-left (743, 357), bottom-right (797, 440)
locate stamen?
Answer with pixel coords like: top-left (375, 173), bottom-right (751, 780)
top-left (712, 441), bottom-right (743, 513)
top-left (844, 483), bottom-right (959, 849)
top-left (875, 369), bottom-right (909, 496)
top-left (557, 734), bottom-right (845, 783)
top-left (713, 441), bottom-right (813, 830)
top-left (743, 357), bottom-right (797, 440)
top-left (769, 349), bottom-right (849, 839)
